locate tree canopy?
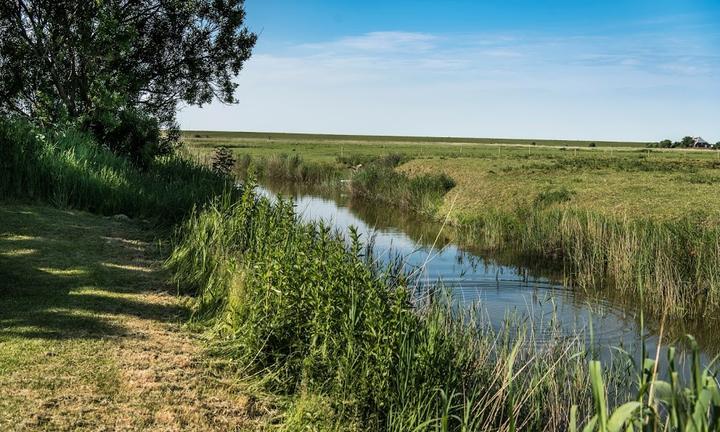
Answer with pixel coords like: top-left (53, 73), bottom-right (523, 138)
top-left (0, 0), bottom-right (256, 129)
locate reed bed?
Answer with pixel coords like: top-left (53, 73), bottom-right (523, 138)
top-left (235, 152), bottom-right (455, 216)
top-left (0, 118), bottom-right (229, 224)
top-left (236, 153), bottom-right (344, 185)
top-left (457, 208), bottom-right (720, 319)
top-left (166, 182), bottom-right (634, 431)
top-left (167, 183), bottom-right (719, 430)
top-left (234, 150), bottom-right (720, 319)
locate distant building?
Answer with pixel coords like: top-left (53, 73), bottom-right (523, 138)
top-left (692, 137), bottom-right (711, 148)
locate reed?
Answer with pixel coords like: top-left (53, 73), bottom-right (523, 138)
top-left (573, 337), bottom-right (720, 431)
top-left (456, 207), bottom-right (720, 319)
top-left (236, 153), bottom-right (344, 185)
top-left (166, 181), bottom-right (643, 431)
top-left (350, 165), bottom-right (456, 216)
top-left (235, 152), bottom-right (455, 216)
top-left (233, 149), bottom-right (720, 319)
top-left (0, 118), bottom-right (229, 224)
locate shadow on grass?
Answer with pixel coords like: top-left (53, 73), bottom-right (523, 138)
top-left (0, 205), bottom-right (186, 341)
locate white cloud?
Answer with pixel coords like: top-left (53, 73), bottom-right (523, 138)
top-left (179, 30), bottom-right (720, 142)
top-left (301, 31), bottom-right (439, 53)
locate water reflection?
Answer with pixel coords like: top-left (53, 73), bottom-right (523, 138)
top-left (258, 182), bottom-right (720, 360)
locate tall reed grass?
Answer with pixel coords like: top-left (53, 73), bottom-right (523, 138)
top-left (350, 165), bottom-right (456, 216)
top-left (6, 117), bottom-right (714, 429)
top-left (236, 153), bottom-right (344, 185)
top-left (0, 118), bottom-right (229, 224)
top-left (233, 149), bottom-right (719, 318)
top-left (457, 207), bottom-right (720, 319)
top-left (235, 152), bottom-right (456, 216)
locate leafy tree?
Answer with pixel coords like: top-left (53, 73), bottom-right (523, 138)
top-left (658, 139), bottom-right (673, 148)
top-left (681, 136), bottom-right (694, 148)
top-left (0, 0), bottom-right (256, 162)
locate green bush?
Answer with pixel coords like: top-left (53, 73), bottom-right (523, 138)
top-left (84, 108), bottom-right (179, 168)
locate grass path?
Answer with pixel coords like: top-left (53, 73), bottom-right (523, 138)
top-left (0, 205), bottom-right (266, 431)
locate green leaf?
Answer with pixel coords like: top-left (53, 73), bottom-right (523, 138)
top-left (607, 401), bottom-right (641, 432)
top-left (652, 380), bottom-right (674, 403)
top-left (582, 416), bottom-right (598, 432)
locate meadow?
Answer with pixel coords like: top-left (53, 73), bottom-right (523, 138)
top-left (184, 131), bottom-right (720, 320)
top-left (2, 120), bottom-right (718, 431)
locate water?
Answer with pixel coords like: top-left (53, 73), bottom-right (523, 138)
top-left (258, 183), bottom-right (719, 364)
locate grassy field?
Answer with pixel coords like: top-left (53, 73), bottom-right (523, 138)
top-left (184, 130), bottom-right (656, 169)
top-left (183, 130), bottom-right (720, 223)
top-left (3, 121), bottom-right (718, 431)
top-left (0, 204), bottom-right (268, 430)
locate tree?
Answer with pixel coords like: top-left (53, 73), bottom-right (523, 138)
top-left (0, 0), bottom-right (256, 159)
top-left (681, 136), bottom-right (694, 148)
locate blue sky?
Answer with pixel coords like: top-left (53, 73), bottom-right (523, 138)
top-left (178, 0), bottom-right (720, 142)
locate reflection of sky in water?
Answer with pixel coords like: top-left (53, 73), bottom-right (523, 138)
top-left (258, 187), bottom-right (640, 348)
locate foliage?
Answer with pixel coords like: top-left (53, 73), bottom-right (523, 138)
top-left (681, 136), bottom-right (696, 148)
top-left (0, 0), bottom-right (256, 165)
top-left (0, 0), bottom-right (256, 124)
top-left (210, 146), bottom-right (237, 177)
top-left (572, 337), bottom-right (720, 431)
top-left (0, 118), bottom-right (229, 224)
top-left (84, 107), bottom-right (178, 168)
top-left (167, 185), bottom-right (612, 431)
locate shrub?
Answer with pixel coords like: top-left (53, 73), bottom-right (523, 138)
top-left (84, 108), bottom-right (179, 168)
top-left (210, 146), bottom-right (237, 177)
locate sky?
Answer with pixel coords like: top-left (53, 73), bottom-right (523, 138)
top-left (178, 0), bottom-right (720, 142)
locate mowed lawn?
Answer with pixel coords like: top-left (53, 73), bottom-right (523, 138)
top-left (183, 131), bottom-right (720, 223)
top-left (0, 205), bottom-right (264, 431)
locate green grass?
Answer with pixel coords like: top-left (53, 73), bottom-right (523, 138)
top-left (0, 119), bottom-right (231, 225)
top-left (0, 203), bottom-right (271, 430)
top-left (185, 130), bottom-right (650, 151)
top-left (165, 184), bottom-right (628, 431)
top-left (0, 205), bottom-right (161, 427)
top-left (3, 122), bottom-right (718, 430)
top-left (186, 132), bottom-right (720, 319)
top-left (166, 183), bottom-right (720, 431)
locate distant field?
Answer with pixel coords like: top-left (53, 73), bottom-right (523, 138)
top-left (183, 130), bottom-right (720, 222)
top-left (183, 130), bottom-right (650, 159)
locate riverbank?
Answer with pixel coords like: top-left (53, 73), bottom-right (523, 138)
top-left (189, 132), bottom-right (720, 320)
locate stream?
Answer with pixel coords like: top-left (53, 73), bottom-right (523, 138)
top-left (258, 182), bottom-right (719, 365)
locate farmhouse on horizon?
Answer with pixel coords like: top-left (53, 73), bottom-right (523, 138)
top-left (692, 137), bottom-right (713, 148)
